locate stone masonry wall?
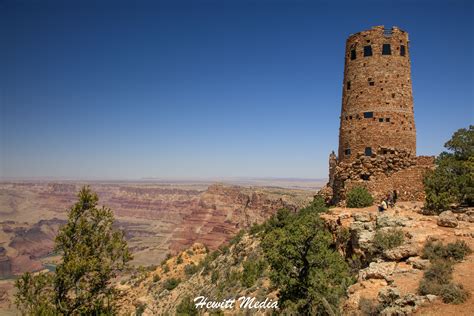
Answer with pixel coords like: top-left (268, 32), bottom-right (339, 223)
top-left (331, 147), bottom-right (434, 205)
top-left (338, 26), bottom-right (416, 162)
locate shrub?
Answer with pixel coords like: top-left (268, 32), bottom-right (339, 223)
top-left (359, 297), bottom-right (380, 316)
top-left (211, 270), bottom-right (219, 283)
top-left (209, 250), bottom-right (220, 261)
top-left (241, 259), bottom-right (266, 287)
top-left (249, 222), bottom-right (264, 235)
top-left (162, 264), bottom-right (170, 273)
top-left (224, 269), bottom-right (241, 288)
top-left (184, 263), bottom-right (198, 276)
top-left (176, 296), bottom-right (198, 316)
top-left (418, 278), bottom-right (442, 296)
top-left (163, 278), bottom-right (181, 291)
top-left (176, 255), bottom-right (183, 264)
top-left (422, 240), bottom-right (472, 262)
top-left (346, 187), bottom-right (374, 208)
top-left (446, 240), bottom-right (472, 261)
top-left (135, 303), bottom-right (146, 316)
top-left (312, 195), bottom-right (327, 208)
top-left (161, 253), bottom-right (171, 266)
top-left (335, 227), bottom-right (351, 255)
top-left (218, 245), bottom-right (229, 255)
top-left (439, 283), bottom-right (470, 304)
top-left (229, 230), bottom-right (245, 245)
top-left (419, 279), bottom-right (469, 304)
top-left (152, 274), bottom-right (160, 283)
top-left (418, 258), bottom-right (470, 304)
top-left (373, 228), bottom-right (404, 252)
top-left (423, 260), bottom-right (453, 283)
top-left (422, 240), bottom-right (447, 261)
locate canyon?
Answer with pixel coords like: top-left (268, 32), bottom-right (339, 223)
top-left (0, 180), bottom-right (317, 275)
top-left (0, 180), bottom-right (318, 313)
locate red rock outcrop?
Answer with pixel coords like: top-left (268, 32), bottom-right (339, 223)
top-left (169, 184), bottom-right (304, 252)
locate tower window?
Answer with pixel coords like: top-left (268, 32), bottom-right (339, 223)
top-left (346, 81), bottom-right (351, 90)
top-left (350, 49), bottom-right (356, 60)
top-left (365, 147), bottom-right (372, 156)
top-left (363, 112), bottom-right (373, 118)
top-left (369, 81), bottom-right (374, 86)
top-left (382, 44), bottom-right (391, 55)
top-left (363, 45), bottom-right (372, 57)
top-left (400, 45), bottom-right (406, 56)
top-left (379, 118), bottom-right (384, 122)
top-left (385, 118), bottom-right (390, 122)
top-left (345, 149), bottom-right (351, 156)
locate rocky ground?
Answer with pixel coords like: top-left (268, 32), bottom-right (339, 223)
top-left (322, 202), bottom-right (474, 315)
top-left (116, 201), bottom-right (474, 315)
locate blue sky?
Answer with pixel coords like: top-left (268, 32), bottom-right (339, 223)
top-left (1, 0), bottom-right (473, 179)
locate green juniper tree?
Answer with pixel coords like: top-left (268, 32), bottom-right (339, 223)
top-left (424, 125), bottom-right (474, 212)
top-left (15, 186), bottom-right (132, 315)
top-left (261, 197), bottom-right (353, 315)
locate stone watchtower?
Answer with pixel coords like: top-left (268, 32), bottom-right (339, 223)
top-left (339, 25), bottom-right (416, 161)
top-left (323, 26), bottom-right (434, 205)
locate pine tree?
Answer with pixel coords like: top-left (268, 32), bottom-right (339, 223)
top-left (15, 186), bottom-right (132, 315)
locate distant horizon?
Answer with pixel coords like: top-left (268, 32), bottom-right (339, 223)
top-left (0, 176), bottom-right (327, 182)
top-left (1, 0), bottom-right (472, 179)
top-left (0, 176), bottom-right (326, 191)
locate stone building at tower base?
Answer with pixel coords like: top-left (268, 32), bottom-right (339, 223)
top-left (320, 147), bottom-right (434, 206)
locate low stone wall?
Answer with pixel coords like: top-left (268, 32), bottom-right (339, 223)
top-left (330, 147), bottom-right (434, 205)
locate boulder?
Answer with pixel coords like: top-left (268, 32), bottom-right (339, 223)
top-left (437, 211), bottom-right (458, 228)
top-left (353, 212), bottom-right (373, 222)
top-left (350, 221), bottom-right (376, 251)
top-left (378, 287), bottom-right (401, 305)
top-left (351, 221), bottom-right (377, 232)
top-left (425, 294), bottom-right (437, 303)
top-left (357, 230), bottom-right (376, 251)
top-left (383, 244), bottom-right (419, 261)
top-left (379, 305), bottom-right (413, 315)
top-left (378, 288), bottom-right (427, 316)
top-left (457, 210), bottom-right (474, 223)
top-left (359, 262), bottom-right (396, 282)
top-left (407, 256), bottom-right (430, 270)
top-left (377, 215), bottom-right (410, 228)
